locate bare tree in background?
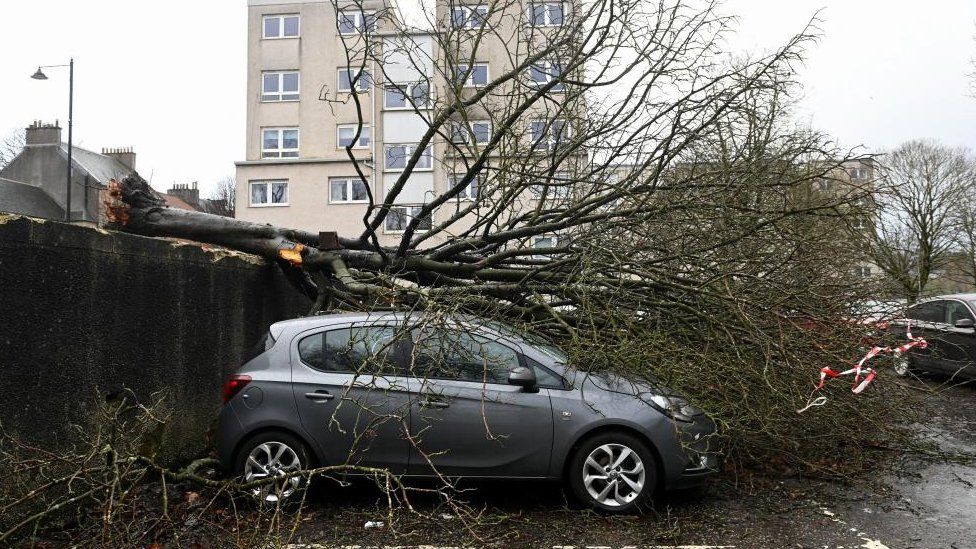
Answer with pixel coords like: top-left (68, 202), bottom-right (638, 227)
top-left (954, 191), bottom-right (976, 289)
top-left (205, 176), bottom-right (236, 217)
top-left (0, 128), bottom-right (26, 170)
top-left (868, 140), bottom-right (976, 302)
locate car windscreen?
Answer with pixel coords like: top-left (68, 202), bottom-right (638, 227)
top-left (479, 319), bottom-right (569, 363)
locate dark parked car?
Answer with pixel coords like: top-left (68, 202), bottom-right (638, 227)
top-left (891, 294), bottom-right (976, 380)
top-left (217, 313), bottom-right (718, 513)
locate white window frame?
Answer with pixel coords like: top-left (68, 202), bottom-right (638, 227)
top-left (329, 177), bottom-right (371, 204)
top-left (526, 2), bottom-right (565, 26)
top-left (337, 68), bottom-right (372, 93)
top-left (261, 71), bottom-right (300, 102)
top-left (384, 82), bottom-right (431, 110)
top-left (451, 5), bottom-right (488, 28)
top-left (849, 167), bottom-right (869, 180)
top-left (249, 180), bottom-right (289, 207)
top-left (261, 127), bottom-right (299, 158)
top-left (450, 120), bottom-right (492, 145)
top-left (337, 124), bottom-right (371, 149)
top-left (528, 61), bottom-right (565, 92)
top-left (384, 205), bottom-right (432, 233)
top-left (532, 234), bottom-right (559, 259)
top-left (262, 14), bottom-right (300, 39)
top-left (456, 62), bottom-right (489, 87)
top-left (530, 119), bottom-right (570, 150)
top-left (338, 10), bottom-right (377, 35)
top-left (531, 172), bottom-right (571, 197)
top-left (448, 174), bottom-right (482, 201)
top-left (384, 143), bottom-right (434, 171)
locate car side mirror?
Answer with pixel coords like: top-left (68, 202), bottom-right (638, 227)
top-left (954, 318), bottom-right (975, 329)
top-left (508, 366), bottom-right (538, 391)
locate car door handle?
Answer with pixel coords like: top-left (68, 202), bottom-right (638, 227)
top-left (304, 390), bottom-right (334, 401)
top-left (419, 398), bottom-right (450, 409)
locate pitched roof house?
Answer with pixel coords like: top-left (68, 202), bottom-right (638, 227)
top-left (0, 121), bottom-right (135, 222)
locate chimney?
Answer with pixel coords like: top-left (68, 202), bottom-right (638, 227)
top-left (167, 182), bottom-right (201, 207)
top-left (102, 146), bottom-right (136, 170)
top-left (25, 120), bottom-right (62, 146)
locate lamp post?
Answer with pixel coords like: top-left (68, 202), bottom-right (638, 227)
top-left (32, 58), bottom-right (74, 222)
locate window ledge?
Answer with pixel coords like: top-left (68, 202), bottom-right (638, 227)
top-left (249, 203), bottom-right (290, 208)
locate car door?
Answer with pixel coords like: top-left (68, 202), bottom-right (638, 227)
top-left (291, 323), bottom-right (414, 473)
top-left (404, 326), bottom-right (554, 478)
top-left (940, 300), bottom-right (976, 379)
top-left (904, 300), bottom-right (946, 370)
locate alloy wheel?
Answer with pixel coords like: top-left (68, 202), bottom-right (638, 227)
top-left (581, 443), bottom-right (646, 507)
top-left (243, 441), bottom-right (304, 502)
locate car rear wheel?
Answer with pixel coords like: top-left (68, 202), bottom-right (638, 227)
top-left (567, 432), bottom-right (657, 513)
top-left (235, 431), bottom-right (311, 503)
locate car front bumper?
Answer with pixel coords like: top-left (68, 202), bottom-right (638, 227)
top-left (668, 414), bottom-right (720, 489)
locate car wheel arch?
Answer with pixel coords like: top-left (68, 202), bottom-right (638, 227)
top-left (561, 424), bottom-right (665, 490)
top-left (231, 426), bottom-right (320, 472)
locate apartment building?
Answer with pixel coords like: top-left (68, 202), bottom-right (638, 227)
top-left (237, 0), bottom-right (579, 248)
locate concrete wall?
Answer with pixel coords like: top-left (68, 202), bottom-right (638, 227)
top-left (0, 215), bottom-right (310, 462)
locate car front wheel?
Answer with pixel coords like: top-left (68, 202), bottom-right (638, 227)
top-left (567, 432), bottom-right (657, 513)
top-left (235, 432), bottom-right (310, 503)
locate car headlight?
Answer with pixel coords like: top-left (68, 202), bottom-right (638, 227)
top-left (646, 394), bottom-right (702, 423)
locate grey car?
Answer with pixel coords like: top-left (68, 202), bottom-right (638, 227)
top-left (217, 313), bottom-right (718, 513)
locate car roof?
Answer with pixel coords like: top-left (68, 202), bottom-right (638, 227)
top-left (267, 312), bottom-right (517, 341)
top-left (919, 293), bottom-right (976, 303)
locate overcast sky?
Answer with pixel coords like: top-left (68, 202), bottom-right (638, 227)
top-left (0, 0), bottom-right (973, 196)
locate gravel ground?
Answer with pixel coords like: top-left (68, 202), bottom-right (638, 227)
top-left (283, 378), bottom-right (975, 549)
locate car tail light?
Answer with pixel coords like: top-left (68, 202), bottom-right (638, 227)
top-left (222, 374), bottom-right (252, 404)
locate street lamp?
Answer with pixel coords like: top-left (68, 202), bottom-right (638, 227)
top-left (31, 58), bottom-right (74, 222)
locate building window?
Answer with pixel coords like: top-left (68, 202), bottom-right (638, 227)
top-left (385, 144), bottom-right (433, 171)
top-left (338, 10), bottom-right (377, 34)
top-left (531, 172), bottom-right (571, 197)
top-left (262, 71), bottom-right (300, 101)
top-left (330, 177), bottom-right (370, 203)
top-left (384, 82), bottom-right (431, 109)
top-left (849, 167), bottom-right (869, 180)
top-left (530, 119), bottom-right (570, 150)
top-left (337, 68), bottom-right (372, 92)
top-left (452, 5), bottom-right (488, 28)
top-left (529, 62), bottom-right (565, 91)
top-left (262, 128), bottom-right (299, 158)
top-left (854, 266), bottom-right (872, 278)
top-left (263, 14), bottom-right (300, 38)
top-left (527, 2), bottom-right (564, 26)
top-left (455, 62), bottom-right (489, 87)
top-left (337, 124), bottom-right (371, 149)
top-left (250, 180), bottom-right (289, 206)
top-left (385, 205), bottom-right (432, 232)
top-left (532, 234), bottom-right (558, 258)
top-left (450, 121), bottom-right (492, 145)
top-left (449, 174), bottom-right (481, 200)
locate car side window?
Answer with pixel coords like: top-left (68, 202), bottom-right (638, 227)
top-left (298, 326), bottom-right (408, 374)
top-left (524, 356), bottom-right (566, 389)
top-left (907, 301), bottom-right (946, 323)
top-left (409, 328), bottom-right (519, 383)
top-left (946, 301), bottom-right (975, 325)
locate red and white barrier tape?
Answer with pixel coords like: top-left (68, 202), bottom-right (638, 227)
top-left (797, 321), bottom-right (927, 414)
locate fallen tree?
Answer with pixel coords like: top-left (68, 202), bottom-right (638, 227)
top-left (103, 0), bottom-right (910, 472)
